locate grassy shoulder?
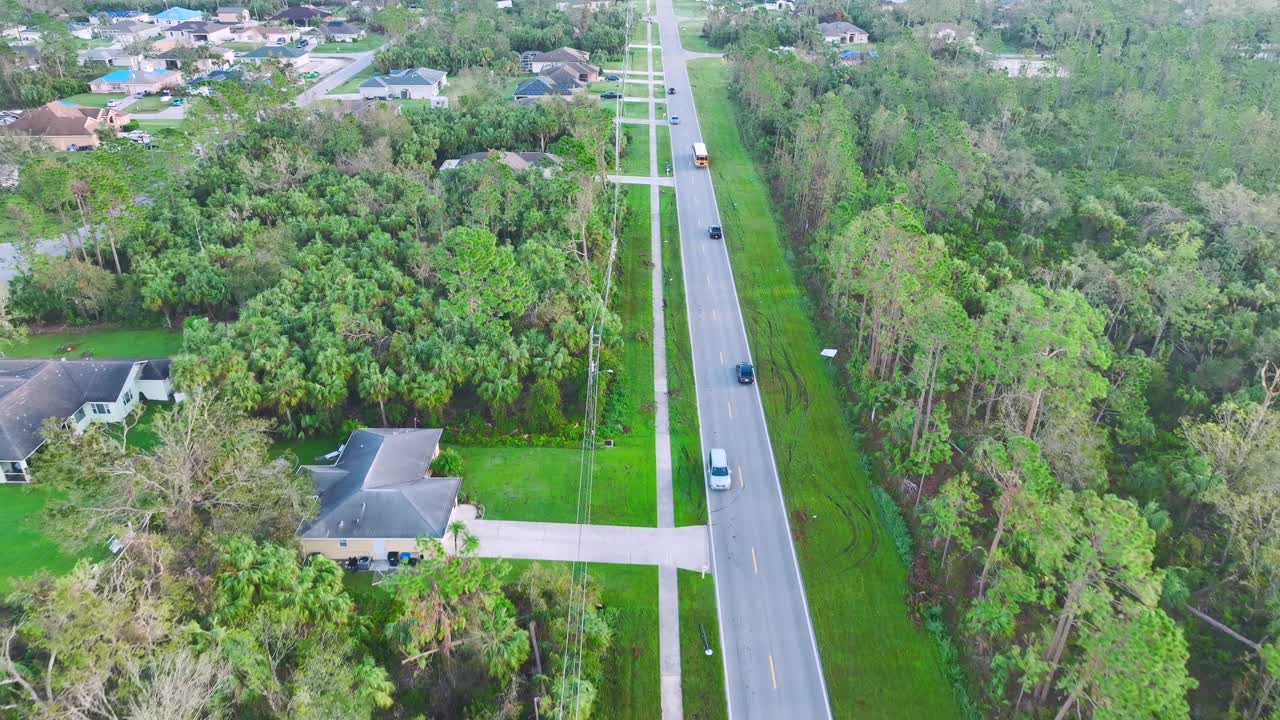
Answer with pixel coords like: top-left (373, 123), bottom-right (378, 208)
top-left (661, 187), bottom-right (706, 526)
top-left (61, 92), bottom-right (125, 107)
top-left (679, 23), bottom-right (718, 54)
top-left (0, 485), bottom-right (80, 594)
top-left (6, 327), bottom-right (183, 359)
top-left (687, 58), bottom-right (960, 718)
top-left (622, 124), bottom-right (651, 175)
top-left (329, 66), bottom-right (376, 94)
top-left (678, 568), bottom-right (727, 720)
top-left (314, 33), bottom-right (385, 53)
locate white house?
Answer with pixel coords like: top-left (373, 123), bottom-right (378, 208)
top-left (523, 46), bottom-right (590, 73)
top-left (0, 358), bottom-right (175, 483)
top-left (232, 24), bottom-right (299, 43)
top-left (215, 6), bottom-right (252, 23)
top-left (67, 22), bottom-right (95, 40)
top-left (817, 21), bottom-right (868, 44)
top-left (102, 19), bottom-right (163, 45)
top-left (165, 20), bottom-right (235, 45)
top-left (359, 67), bottom-right (448, 102)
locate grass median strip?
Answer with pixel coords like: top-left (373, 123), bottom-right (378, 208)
top-left (686, 58), bottom-right (960, 719)
top-left (661, 188), bottom-right (706, 526)
top-left (679, 568), bottom-right (727, 720)
top-left (622, 124), bottom-right (651, 175)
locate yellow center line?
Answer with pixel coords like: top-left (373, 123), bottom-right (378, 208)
top-left (751, 545), bottom-right (758, 575)
top-left (727, 400), bottom-right (733, 419)
top-left (769, 655), bottom-right (777, 689)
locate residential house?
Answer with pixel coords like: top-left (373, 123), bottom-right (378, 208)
top-left (10, 45), bottom-right (40, 69)
top-left (523, 46), bottom-right (590, 72)
top-left (153, 46), bottom-right (235, 71)
top-left (496, 0), bottom-right (512, 8)
top-left (512, 75), bottom-right (573, 100)
top-left (817, 21), bottom-right (868, 44)
top-left (232, 25), bottom-right (299, 43)
top-left (152, 7), bottom-right (204, 26)
top-left (215, 6), bottom-right (252, 23)
top-left (548, 60), bottom-right (600, 83)
top-left (318, 21), bottom-right (366, 42)
top-left (165, 20), bottom-right (235, 45)
top-left (359, 67), bottom-right (447, 102)
top-left (838, 48), bottom-right (878, 64)
top-left (297, 428), bottom-right (462, 562)
top-left (270, 5), bottom-right (331, 25)
top-left (67, 22), bottom-right (95, 40)
top-left (16, 27), bottom-right (42, 43)
top-left (4, 100), bottom-right (131, 151)
top-left (102, 19), bottom-right (162, 44)
top-left (240, 44), bottom-right (311, 65)
top-left (928, 22), bottom-right (975, 45)
top-left (440, 150), bottom-right (561, 176)
top-left (78, 46), bottom-right (149, 70)
top-left (89, 68), bottom-right (182, 93)
top-left (0, 359), bottom-right (172, 482)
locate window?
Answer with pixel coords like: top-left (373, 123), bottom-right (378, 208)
top-left (91, 403), bottom-right (110, 415)
top-left (122, 390), bottom-right (134, 405)
top-left (339, 539), bottom-right (348, 548)
top-left (73, 407), bottom-right (86, 423)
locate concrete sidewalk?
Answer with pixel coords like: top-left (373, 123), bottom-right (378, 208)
top-left (452, 516), bottom-right (709, 571)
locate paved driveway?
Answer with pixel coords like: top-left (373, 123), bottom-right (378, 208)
top-left (296, 49), bottom-right (378, 107)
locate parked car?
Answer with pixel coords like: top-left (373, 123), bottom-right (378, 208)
top-left (302, 71), bottom-right (320, 79)
top-left (606, 74), bottom-right (620, 81)
top-left (275, 37), bottom-right (286, 45)
top-left (296, 38), bottom-right (309, 48)
top-left (171, 97), bottom-right (184, 106)
top-left (736, 362), bottom-right (755, 384)
top-left (709, 225), bottom-right (723, 239)
top-left (670, 115), bottom-right (680, 125)
top-left (667, 86), bottom-right (676, 95)
top-left (600, 91), bottom-right (623, 99)
top-left (708, 448), bottom-right (731, 490)
top-left (106, 99), bottom-right (121, 107)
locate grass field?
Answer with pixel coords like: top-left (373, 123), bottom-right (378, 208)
top-left (7, 327), bottom-right (183, 359)
top-left (222, 41), bottom-right (260, 51)
top-left (623, 99), bottom-right (653, 120)
top-left (672, 0), bottom-right (708, 16)
top-left (622, 124), bottom-right (651, 175)
top-left (626, 77), bottom-right (651, 98)
top-left (687, 58), bottom-right (960, 718)
top-left (329, 66), bottom-right (376, 94)
top-left (61, 92), bottom-right (125, 107)
top-left (314, 33), bottom-right (385, 53)
top-left (679, 568), bottom-right (727, 719)
top-left (680, 22), bottom-right (718, 54)
top-left (661, 188), bottom-right (706, 525)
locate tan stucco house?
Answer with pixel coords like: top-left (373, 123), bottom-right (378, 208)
top-left (4, 100), bottom-right (131, 150)
top-left (298, 428), bottom-right (462, 564)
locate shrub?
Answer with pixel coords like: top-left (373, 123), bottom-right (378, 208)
top-left (871, 486), bottom-right (913, 570)
top-left (524, 375), bottom-right (566, 434)
top-left (432, 447), bottom-right (463, 476)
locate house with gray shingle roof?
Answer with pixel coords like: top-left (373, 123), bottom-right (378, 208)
top-left (512, 75), bottom-right (574, 100)
top-left (0, 358), bottom-right (173, 482)
top-left (240, 44), bottom-right (311, 65)
top-left (523, 46), bottom-right (590, 72)
top-left (318, 21), bottom-right (366, 42)
top-left (298, 428), bottom-right (462, 563)
top-left (359, 67), bottom-right (448, 104)
top-left (818, 21), bottom-right (868, 44)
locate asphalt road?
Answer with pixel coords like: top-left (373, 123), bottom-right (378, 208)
top-left (651, 2), bottom-right (834, 717)
top-left (295, 49), bottom-right (378, 107)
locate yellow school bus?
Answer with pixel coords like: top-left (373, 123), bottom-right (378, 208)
top-left (693, 142), bottom-right (709, 167)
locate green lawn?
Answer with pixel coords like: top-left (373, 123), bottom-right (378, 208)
top-left (623, 99), bottom-right (653, 120)
top-left (61, 92), bottom-right (125, 108)
top-left (628, 46), bottom-right (650, 71)
top-left (222, 41), bottom-right (260, 51)
top-left (625, 78), bottom-right (650, 99)
top-left (672, 0), bottom-right (708, 16)
top-left (7, 327), bottom-right (182, 359)
top-left (314, 33), bottom-right (385, 53)
top-left (127, 95), bottom-right (175, 112)
top-left (680, 22), bottom-right (717, 54)
top-left (134, 119), bottom-right (186, 131)
top-left (329, 65), bottom-right (376, 94)
top-left (593, 563), bottom-right (660, 718)
top-left (621, 124), bottom-right (651, 176)
top-left (75, 37), bottom-right (115, 49)
top-left (653, 49), bottom-right (663, 72)
top-left (0, 484), bottom-right (81, 595)
top-left (661, 188), bottom-right (706, 526)
top-left (679, 568), bottom-right (727, 720)
top-left (688, 58), bottom-right (960, 718)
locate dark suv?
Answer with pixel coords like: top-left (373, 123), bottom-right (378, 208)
top-left (736, 362), bottom-right (755, 384)
top-left (709, 225), bottom-right (723, 239)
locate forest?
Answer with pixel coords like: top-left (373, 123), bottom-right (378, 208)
top-left (707, 0), bottom-right (1280, 717)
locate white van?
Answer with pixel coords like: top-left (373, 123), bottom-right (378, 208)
top-left (708, 448), bottom-right (731, 490)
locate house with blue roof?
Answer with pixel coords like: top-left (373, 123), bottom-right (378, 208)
top-left (153, 6), bottom-right (204, 25)
top-left (89, 68), bottom-right (183, 93)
